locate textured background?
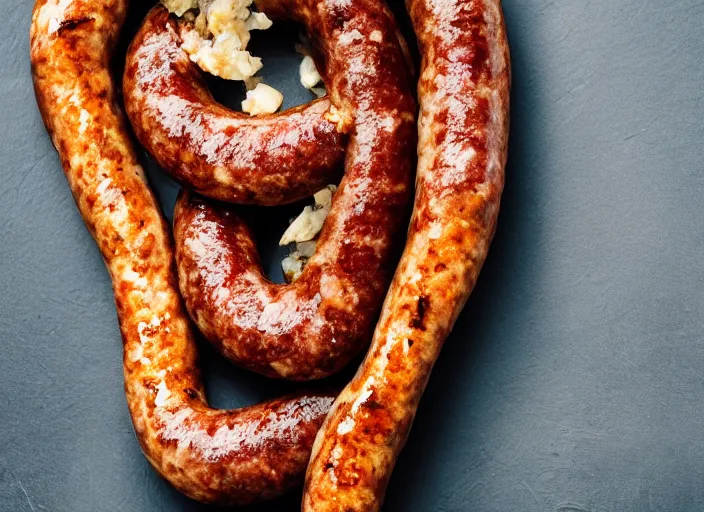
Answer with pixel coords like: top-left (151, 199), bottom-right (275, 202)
top-left (2, 1), bottom-right (704, 511)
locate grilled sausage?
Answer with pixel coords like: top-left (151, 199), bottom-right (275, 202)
top-left (30, 0), bottom-right (334, 505)
top-left (124, 6), bottom-right (347, 206)
top-left (172, 0), bottom-right (417, 381)
top-left (303, 0), bottom-right (511, 509)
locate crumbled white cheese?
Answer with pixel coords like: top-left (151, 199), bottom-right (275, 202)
top-left (281, 240), bottom-right (317, 282)
top-left (280, 186), bottom-right (335, 245)
top-left (280, 186), bottom-right (336, 282)
top-left (241, 83), bottom-right (283, 115)
top-left (162, 0), bottom-right (277, 94)
top-left (246, 12), bottom-right (272, 30)
top-left (295, 35), bottom-right (327, 97)
top-left (162, 0), bottom-right (198, 16)
top-left (299, 55), bottom-right (323, 89)
top-left (281, 251), bottom-right (305, 283)
top-left (181, 30), bottom-right (263, 80)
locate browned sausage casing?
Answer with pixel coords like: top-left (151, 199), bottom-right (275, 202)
top-left (303, 0), bottom-right (511, 509)
top-left (172, 0), bottom-right (417, 380)
top-left (124, 6), bottom-right (347, 205)
top-left (30, 0), bottom-right (334, 505)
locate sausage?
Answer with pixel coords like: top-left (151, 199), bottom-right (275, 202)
top-left (123, 6), bottom-right (347, 206)
top-left (303, 0), bottom-right (511, 509)
top-left (172, 0), bottom-right (417, 380)
top-left (30, 0), bottom-right (334, 505)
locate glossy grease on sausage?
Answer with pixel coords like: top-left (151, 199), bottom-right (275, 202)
top-left (30, 0), bottom-right (333, 504)
top-left (124, 6), bottom-right (347, 206)
top-left (303, 0), bottom-right (511, 509)
top-left (173, 0), bottom-right (417, 380)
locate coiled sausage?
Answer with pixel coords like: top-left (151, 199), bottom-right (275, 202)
top-left (172, 0), bottom-right (417, 380)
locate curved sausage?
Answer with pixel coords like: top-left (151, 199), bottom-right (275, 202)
top-left (173, 0), bottom-right (417, 380)
top-left (123, 6), bottom-right (347, 206)
top-left (30, 0), bottom-right (334, 505)
top-left (303, 0), bottom-right (511, 509)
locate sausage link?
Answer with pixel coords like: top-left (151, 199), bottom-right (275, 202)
top-left (124, 6), bottom-right (346, 206)
top-left (30, 0), bottom-right (334, 505)
top-left (303, 0), bottom-right (511, 509)
top-left (173, 0), bottom-right (417, 380)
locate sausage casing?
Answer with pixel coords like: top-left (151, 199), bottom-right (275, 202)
top-left (31, 0), bottom-right (334, 505)
top-left (303, 0), bottom-right (511, 509)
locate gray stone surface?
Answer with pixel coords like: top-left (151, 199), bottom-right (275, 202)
top-left (1, 1), bottom-right (703, 511)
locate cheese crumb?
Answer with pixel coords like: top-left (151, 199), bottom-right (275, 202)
top-left (280, 186), bottom-right (336, 282)
top-left (296, 35), bottom-right (327, 97)
top-left (299, 55), bottom-right (323, 89)
top-left (280, 186), bottom-right (335, 245)
top-left (241, 83), bottom-right (283, 115)
top-left (162, 0), bottom-right (280, 102)
top-left (162, 0), bottom-right (198, 16)
top-left (246, 11), bottom-right (272, 30)
top-left (281, 241), bottom-right (315, 283)
top-left (181, 29), bottom-right (263, 80)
